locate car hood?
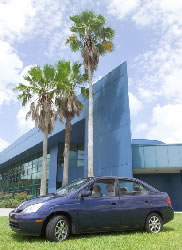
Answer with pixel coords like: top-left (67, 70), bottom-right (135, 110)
top-left (14, 194), bottom-right (60, 212)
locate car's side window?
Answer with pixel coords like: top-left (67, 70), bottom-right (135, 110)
top-left (90, 179), bottom-right (116, 198)
top-left (119, 180), bottom-right (149, 196)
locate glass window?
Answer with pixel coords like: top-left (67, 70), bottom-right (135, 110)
top-left (56, 178), bottom-right (92, 196)
top-left (0, 153), bottom-right (50, 197)
top-left (119, 180), bottom-right (149, 196)
top-left (58, 144), bottom-right (84, 168)
top-left (89, 179), bottom-right (116, 197)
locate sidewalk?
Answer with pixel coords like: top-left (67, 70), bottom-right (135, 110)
top-left (0, 208), bottom-right (14, 216)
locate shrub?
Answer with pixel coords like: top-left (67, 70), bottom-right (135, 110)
top-left (0, 192), bottom-right (32, 208)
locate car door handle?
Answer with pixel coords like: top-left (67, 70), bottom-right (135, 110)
top-left (111, 202), bottom-right (117, 205)
top-left (145, 200), bottom-right (149, 203)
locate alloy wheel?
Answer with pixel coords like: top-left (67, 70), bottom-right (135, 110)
top-left (55, 219), bottom-right (68, 241)
top-left (148, 215), bottom-right (161, 233)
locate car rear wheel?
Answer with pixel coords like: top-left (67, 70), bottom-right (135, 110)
top-left (46, 215), bottom-right (70, 242)
top-left (145, 213), bottom-right (163, 233)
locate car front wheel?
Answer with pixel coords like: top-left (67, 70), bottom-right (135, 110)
top-left (145, 213), bottom-right (163, 233)
top-left (46, 215), bottom-right (70, 242)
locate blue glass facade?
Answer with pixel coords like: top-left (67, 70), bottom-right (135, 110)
top-left (0, 153), bottom-right (50, 196)
top-left (0, 62), bottom-right (132, 196)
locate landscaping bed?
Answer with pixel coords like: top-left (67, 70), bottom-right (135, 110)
top-left (0, 214), bottom-right (181, 250)
top-left (0, 192), bottom-right (32, 208)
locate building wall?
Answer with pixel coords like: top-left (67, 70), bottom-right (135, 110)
top-left (133, 143), bottom-right (182, 211)
top-left (0, 62), bottom-right (132, 194)
top-left (84, 62), bottom-right (132, 178)
top-left (132, 144), bottom-right (182, 169)
top-left (134, 173), bottom-right (182, 211)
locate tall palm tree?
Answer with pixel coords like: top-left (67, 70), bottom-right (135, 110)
top-left (66, 11), bottom-right (115, 177)
top-left (14, 64), bottom-right (58, 196)
top-left (55, 61), bottom-right (87, 186)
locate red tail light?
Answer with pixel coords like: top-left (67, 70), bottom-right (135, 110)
top-left (168, 197), bottom-right (172, 206)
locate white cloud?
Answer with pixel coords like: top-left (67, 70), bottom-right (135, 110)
top-left (0, 138), bottom-right (9, 152)
top-left (147, 104), bottom-right (182, 143)
top-left (45, 26), bottom-right (72, 58)
top-left (132, 0), bottom-right (182, 29)
top-left (0, 40), bottom-right (23, 106)
top-left (16, 104), bottom-right (35, 136)
top-left (107, 0), bottom-right (140, 20)
top-left (15, 64), bottom-right (38, 136)
top-left (135, 123), bottom-right (148, 134)
top-left (162, 69), bottom-right (182, 101)
top-left (127, 0), bottom-right (182, 108)
top-left (0, 0), bottom-right (35, 42)
top-left (129, 92), bottom-right (143, 116)
top-left (0, 0), bottom-right (66, 43)
top-left (138, 88), bottom-right (157, 103)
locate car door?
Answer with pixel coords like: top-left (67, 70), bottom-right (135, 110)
top-left (76, 178), bottom-right (121, 231)
top-left (118, 179), bottom-right (151, 229)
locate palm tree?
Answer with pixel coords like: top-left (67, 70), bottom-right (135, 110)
top-left (55, 61), bottom-right (87, 186)
top-left (14, 64), bottom-right (58, 196)
top-left (66, 11), bottom-right (115, 177)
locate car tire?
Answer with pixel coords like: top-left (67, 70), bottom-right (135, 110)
top-left (46, 215), bottom-right (70, 242)
top-left (145, 213), bottom-right (163, 233)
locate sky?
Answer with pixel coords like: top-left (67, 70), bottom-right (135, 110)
top-left (0, 0), bottom-right (182, 152)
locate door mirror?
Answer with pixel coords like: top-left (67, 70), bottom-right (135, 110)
top-left (81, 190), bottom-right (91, 199)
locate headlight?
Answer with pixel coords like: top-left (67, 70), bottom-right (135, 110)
top-left (21, 203), bottom-right (44, 214)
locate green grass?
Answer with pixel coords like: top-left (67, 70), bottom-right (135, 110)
top-left (0, 214), bottom-right (181, 250)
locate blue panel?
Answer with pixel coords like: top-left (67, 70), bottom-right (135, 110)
top-left (132, 146), bottom-right (145, 168)
top-left (57, 166), bottom-right (84, 184)
top-left (132, 139), bottom-right (165, 145)
top-left (155, 146), bottom-right (169, 168)
top-left (143, 146), bottom-right (157, 168)
top-left (133, 144), bottom-right (182, 170)
top-left (167, 145), bottom-right (181, 167)
top-left (92, 62), bottom-right (132, 178)
top-left (48, 145), bottom-right (58, 193)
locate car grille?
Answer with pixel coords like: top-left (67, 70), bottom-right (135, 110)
top-left (9, 221), bottom-right (19, 229)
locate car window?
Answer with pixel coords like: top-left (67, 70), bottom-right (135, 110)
top-left (119, 180), bottom-right (149, 196)
top-left (55, 178), bottom-right (92, 196)
top-left (89, 179), bottom-right (116, 197)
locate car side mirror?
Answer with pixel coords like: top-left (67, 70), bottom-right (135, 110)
top-left (80, 190), bottom-right (91, 199)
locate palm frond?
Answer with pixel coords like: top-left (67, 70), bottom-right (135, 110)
top-left (67, 11), bottom-right (115, 73)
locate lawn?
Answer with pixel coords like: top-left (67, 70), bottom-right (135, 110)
top-left (0, 214), bottom-right (181, 250)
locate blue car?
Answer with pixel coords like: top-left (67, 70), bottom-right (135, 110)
top-left (9, 176), bottom-right (174, 242)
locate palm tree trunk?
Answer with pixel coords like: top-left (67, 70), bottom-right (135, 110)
top-left (40, 128), bottom-right (48, 196)
top-left (88, 63), bottom-right (94, 177)
top-left (62, 116), bottom-right (71, 186)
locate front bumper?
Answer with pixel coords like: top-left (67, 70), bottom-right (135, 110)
top-left (9, 211), bottom-right (44, 236)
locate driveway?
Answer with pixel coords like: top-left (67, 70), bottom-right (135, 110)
top-left (0, 208), bottom-right (14, 216)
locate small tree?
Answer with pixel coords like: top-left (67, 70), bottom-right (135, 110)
top-left (14, 65), bottom-right (58, 196)
top-left (55, 61), bottom-right (87, 186)
top-left (66, 10), bottom-right (115, 177)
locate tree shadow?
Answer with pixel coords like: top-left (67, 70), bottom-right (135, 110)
top-left (163, 226), bottom-right (174, 232)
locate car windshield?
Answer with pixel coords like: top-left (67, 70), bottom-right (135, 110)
top-left (55, 178), bottom-right (92, 196)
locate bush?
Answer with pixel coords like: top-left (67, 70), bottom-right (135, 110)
top-left (0, 192), bottom-right (32, 208)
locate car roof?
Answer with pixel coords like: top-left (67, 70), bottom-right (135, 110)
top-left (92, 176), bottom-right (138, 181)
